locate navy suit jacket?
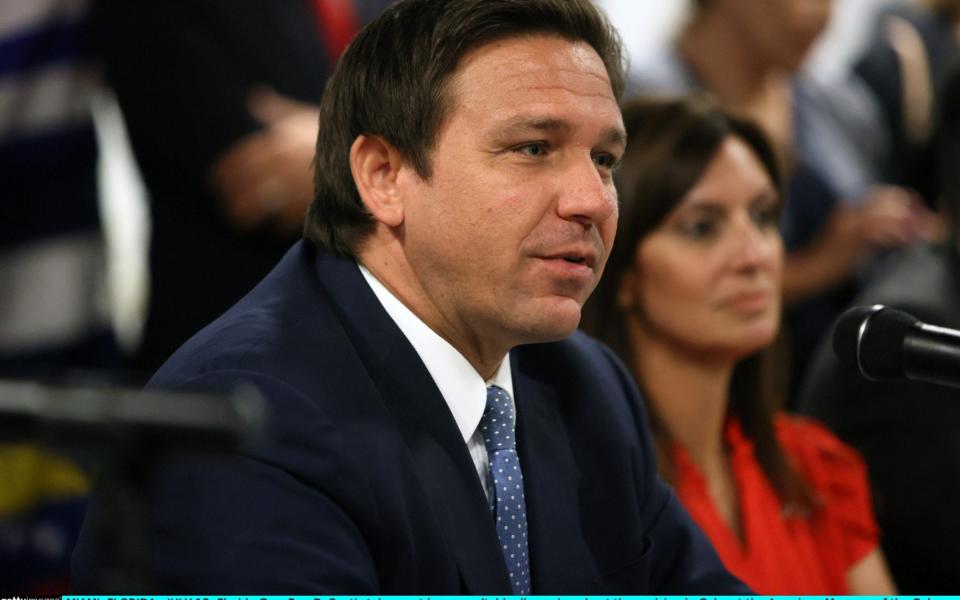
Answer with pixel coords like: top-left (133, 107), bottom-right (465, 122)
top-left (72, 241), bottom-right (746, 593)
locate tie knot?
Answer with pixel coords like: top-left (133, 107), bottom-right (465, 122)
top-left (481, 385), bottom-right (515, 452)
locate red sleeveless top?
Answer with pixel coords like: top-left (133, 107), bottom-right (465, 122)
top-left (672, 415), bottom-right (879, 594)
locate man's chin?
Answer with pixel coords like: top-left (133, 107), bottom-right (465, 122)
top-left (512, 302), bottom-right (582, 345)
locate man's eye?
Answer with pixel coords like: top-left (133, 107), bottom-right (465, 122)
top-left (513, 142), bottom-right (547, 157)
top-left (593, 153), bottom-right (618, 170)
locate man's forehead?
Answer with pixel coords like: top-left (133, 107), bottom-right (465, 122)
top-left (445, 36), bottom-right (619, 122)
top-left (451, 34), bottom-right (612, 94)
top-left (419, 33), bottom-right (624, 152)
top-left (568, 42), bottom-right (607, 73)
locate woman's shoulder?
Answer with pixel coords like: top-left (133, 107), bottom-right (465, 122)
top-left (772, 414), bottom-right (872, 499)
top-left (772, 414), bottom-right (880, 565)
top-left (773, 414), bottom-right (859, 457)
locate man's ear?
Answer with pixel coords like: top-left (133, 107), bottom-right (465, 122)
top-left (350, 134), bottom-right (406, 227)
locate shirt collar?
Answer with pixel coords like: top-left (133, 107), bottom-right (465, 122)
top-left (359, 264), bottom-right (513, 444)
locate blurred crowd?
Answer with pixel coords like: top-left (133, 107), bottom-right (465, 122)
top-left (2, 0), bottom-right (960, 594)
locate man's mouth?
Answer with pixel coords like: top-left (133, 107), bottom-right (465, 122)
top-left (541, 247), bottom-right (597, 269)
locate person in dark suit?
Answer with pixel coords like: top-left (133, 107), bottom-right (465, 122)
top-left (797, 63), bottom-right (960, 593)
top-left (72, 0), bottom-right (747, 593)
top-left (91, 0), bottom-right (389, 375)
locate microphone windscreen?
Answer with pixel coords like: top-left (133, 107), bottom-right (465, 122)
top-left (859, 307), bottom-right (918, 378)
top-left (833, 305), bottom-right (883, 369)
top-left (833, 305), bottom-right (919, 380)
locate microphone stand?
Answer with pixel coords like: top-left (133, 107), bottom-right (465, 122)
top-left (91, 447), bottom-right (155, 591)
top-left (0, 380), bottom-right (266, 592)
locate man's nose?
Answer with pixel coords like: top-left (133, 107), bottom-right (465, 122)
top-left (556, 157), bottom-right (616, 226)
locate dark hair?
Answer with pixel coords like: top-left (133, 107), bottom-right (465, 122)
top-left (581, 95), bottom-right (817, 511)
top-left (304, 0), bottom-right (627, 257)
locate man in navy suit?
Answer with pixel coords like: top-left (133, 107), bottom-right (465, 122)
top-left (73, 0), bottom-right (747, 593)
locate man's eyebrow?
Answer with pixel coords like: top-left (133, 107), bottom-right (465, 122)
top-left (603, 126), bottom-right (627, 148)
top-left (491, 116), bottom-right (573, 138)
top-left (490, 115), bottom-right (627, 147)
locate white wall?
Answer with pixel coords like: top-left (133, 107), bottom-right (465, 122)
top-left (596, 0), bottom-right (907, 83)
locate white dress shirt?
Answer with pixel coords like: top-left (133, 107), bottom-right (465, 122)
top-left (359, 264), bottom-right (513, 501)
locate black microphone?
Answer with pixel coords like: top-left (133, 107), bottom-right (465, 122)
top-left (834, 304), bottom-right (960, 389)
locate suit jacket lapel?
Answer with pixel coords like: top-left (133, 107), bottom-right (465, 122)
top-left (314, 253), bottom-right (512, 593)
top-left (512, 354), bottom-right (598, 592)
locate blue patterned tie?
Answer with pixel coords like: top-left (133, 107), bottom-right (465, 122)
top-left (481, 384), bottom-right (532, 595)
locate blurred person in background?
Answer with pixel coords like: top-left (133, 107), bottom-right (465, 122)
top-left (627, 0), bottom-right (938, 402)
top-left (851, 0), bottom-right (960, 204)
top-left (0, 1), bottom-right (117, 376)
top-left (91, 0), bottom-right (389, 375)
top-left (581, 96), bottom-right (896, 594)
top-left (799, 62), bottom-right (960, 592)
top-left (0, 0), bottom-right (110, 593)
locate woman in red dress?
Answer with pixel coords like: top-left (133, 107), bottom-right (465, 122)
top-left (581, 95), bottom-right (896, 594)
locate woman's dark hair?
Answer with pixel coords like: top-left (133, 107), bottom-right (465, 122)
top-left (304, 0), bottom-right (626, 257)
top-left (581, 95), bottom-right (817, 512)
